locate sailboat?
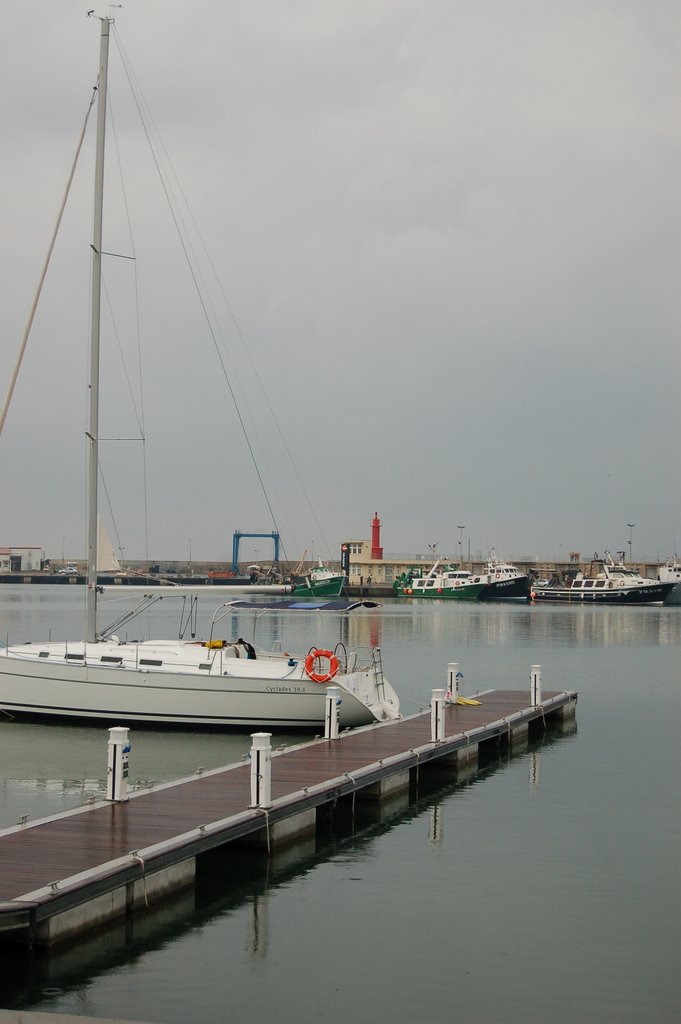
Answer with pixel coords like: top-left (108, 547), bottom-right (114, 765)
top-left (97, 518), bottom-right (121, 575)
top-left (0, 18), bottom-right (400, 730)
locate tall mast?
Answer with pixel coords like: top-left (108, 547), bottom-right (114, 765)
top-left (86, 17), bottom-right (111, 642)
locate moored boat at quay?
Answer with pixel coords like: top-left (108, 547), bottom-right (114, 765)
top-left (394, 551), bottom-right (529, 601)
top-left (479, 551), bottom-right (530, 600)
top-left (658, 557), bottom-right (681, 604)
top-left (291, 560), bottom-right (345, 597)
top-left (530, 554), bottom-right (675, 604)
top-left (394, 561), bottom-right (485, 600)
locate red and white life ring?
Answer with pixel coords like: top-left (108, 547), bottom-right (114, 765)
top-left (305, 648), bottom-right (339, 683)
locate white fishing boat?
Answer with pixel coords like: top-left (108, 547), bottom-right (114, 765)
top-left (0, 18), bottom-right (400, 731)
top-left (478, 550), bottom-right (530, 600)
top-left (658, 557), bottom-right (681, 605)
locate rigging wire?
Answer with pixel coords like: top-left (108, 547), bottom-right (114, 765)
top-left (98, 464), bottom-right (126, 567)
top-left (0, 85), bottom-right (98, 438)
top-left (111, 24), bottom-right (335, 565)
top-left (118, 104), bottom-right (334, 561)
top-left (106, 87), bottom-right (150, 560)
top-left (101, 275), bottom-right (144, 435)
top-left (111, 25), bottom-right (287, 559)
top-left (166, 192), bottom-right (336, 562)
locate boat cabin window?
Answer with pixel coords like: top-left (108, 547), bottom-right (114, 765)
top-left (140, 658), bottom-right (163, 667)
top-left (39, 651), bottom-right (50, 658)
top-left (65, 653), bottom-right (85, 660)
top-left (199, 662), bottom-right (211, 670)
top-left (595, 581), bottom-right (606, 588)
top-left (425, 580), bottom-right (436, 588)
top-left (583, 581), bottom-right (594, 588)
top-left (101, 655), bottom-right (123, 664)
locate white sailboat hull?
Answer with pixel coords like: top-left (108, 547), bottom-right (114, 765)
top-left (0, 640), bottom-right (400, 729)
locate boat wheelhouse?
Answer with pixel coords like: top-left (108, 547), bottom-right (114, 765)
top-left (657, 558), bottom-right (681, 604)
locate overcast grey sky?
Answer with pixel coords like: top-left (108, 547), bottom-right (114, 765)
top-left (1, 1), bottom-right (679, 565)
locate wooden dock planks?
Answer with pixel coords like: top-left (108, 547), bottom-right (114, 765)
top-left (0, 688), bottom-right (577, 936)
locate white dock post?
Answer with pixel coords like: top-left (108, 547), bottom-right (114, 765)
top-left (431, 688), bottom-right (446, 743)
top-left (446, 663), bottom-right (460, 700)
top-left (325, 685), bottom-right (341, 740)
top-left (250, 732), bottom-right (272, 808)
top-left (530, 665), bottom-right (542, 706)
top-left (106, 727), bottom-right (130, 802)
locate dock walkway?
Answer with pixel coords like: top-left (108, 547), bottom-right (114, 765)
top-left (0, 687), bottom-right (576, 947)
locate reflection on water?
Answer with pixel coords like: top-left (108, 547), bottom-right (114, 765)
top-left (3, 587), bottom-right (679, 651)
top-left (387, 601), bottom-right (681, 649)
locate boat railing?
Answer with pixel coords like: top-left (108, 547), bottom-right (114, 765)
top-left (371, 645), bottom-right (386, 700)
top-left (339, 645), bottom-right (376, 674)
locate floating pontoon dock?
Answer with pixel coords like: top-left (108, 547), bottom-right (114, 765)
top-left (0, 682), bottom-right (577, 948)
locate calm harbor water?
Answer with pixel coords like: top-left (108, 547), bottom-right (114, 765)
top-left (0, 586), bottom-right (679, 1023)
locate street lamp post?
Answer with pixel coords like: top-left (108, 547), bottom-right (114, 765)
top-left (457, 525), bottom-right (466, 565)
top-left (627, 523), bottom-right (635, 563)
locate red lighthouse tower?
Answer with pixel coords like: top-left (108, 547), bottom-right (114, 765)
top-left (371, 511), bottom-right (383, 560)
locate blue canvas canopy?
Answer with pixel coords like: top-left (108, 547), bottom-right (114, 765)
top-left (224, 599), bottom-right (381, 612)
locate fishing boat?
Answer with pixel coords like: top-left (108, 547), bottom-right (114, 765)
top-left (291, 560), bottom-right (345, 597)
top-left (478, 551), bottom-right (530, 600)
top-left (0, 18), bottom-right (400, 731)
top-left (530, 554), bottom-right (675, 604)
top-left (394, 553), bottom-right (528, 602)
top-left (394, 560), bottom-right (485, 600)
top-left (658, 557), bottom-right (681, 605)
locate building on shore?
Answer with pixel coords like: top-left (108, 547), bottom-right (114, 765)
top-left (341, 513), bottom-right (441, 586)
top-left (0, 547), bottom-right (43, 573)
